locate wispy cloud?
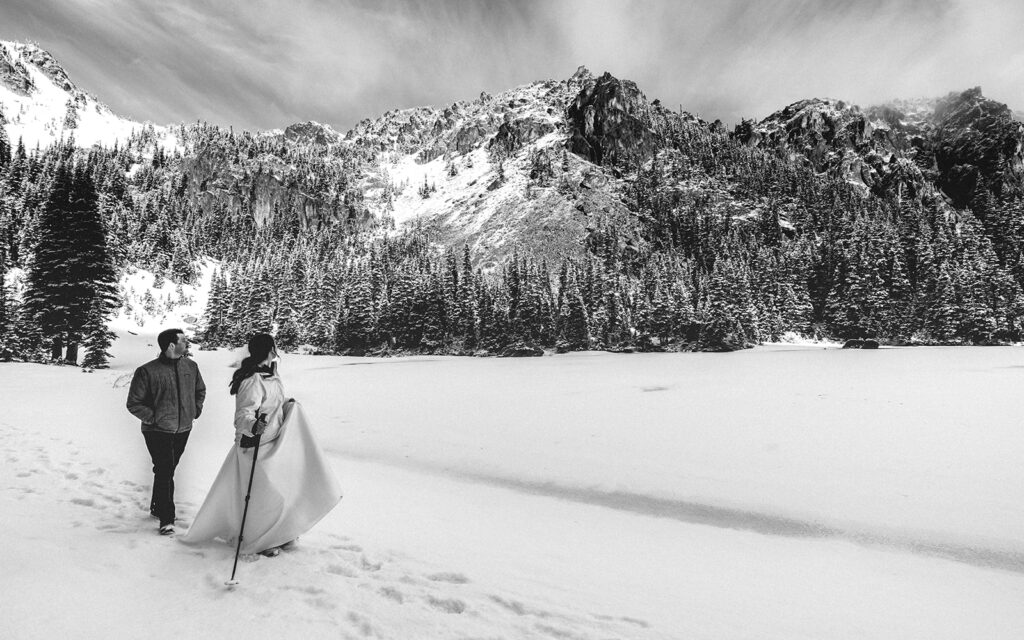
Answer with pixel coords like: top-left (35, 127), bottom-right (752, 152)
top-left (1, 0), bottom-right (1020, 130)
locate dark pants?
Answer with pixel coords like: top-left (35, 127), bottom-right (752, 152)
top-left (143, 430), bottom-right (191, 526)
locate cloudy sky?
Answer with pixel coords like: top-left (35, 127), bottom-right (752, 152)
top-left (1, 0), bottom-right (1021, 131)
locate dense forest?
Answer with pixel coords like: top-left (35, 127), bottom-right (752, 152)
top-left (2, 83), bottom-right (1024, 367)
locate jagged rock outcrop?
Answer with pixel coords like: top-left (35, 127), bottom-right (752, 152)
top-left (284, 121), bottom-right (341, 145)
top-left (737, 88), bottom-right (1024, 208)
top-left (1, 40), bottom-right (169, 149)
top-left (490, 113), bottom-right (556, 156)
top-left (22, 46), bottom-right (76, 92)
top-left (453, 121), bottom-right (489, 154)
top-left (0, 45), bottom-right (34, 96)
top-left (567, 69), bottom-right (659, 167)
top-left (1, 42), bottom-right (82, 100)
top-left (182, 142), bottom-right (371, 229)
top-left (929, 87), bottom-right (1024, 207)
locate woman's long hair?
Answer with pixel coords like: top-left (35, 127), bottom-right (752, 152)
top-left (229, 333), bottom-right (277, 395)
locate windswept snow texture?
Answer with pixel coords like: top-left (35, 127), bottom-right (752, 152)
top-left (3, 336), bottom-right (1024, 639)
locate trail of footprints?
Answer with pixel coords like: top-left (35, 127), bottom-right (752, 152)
top-left (2, 421), bottom-right (653, 639)
top-left (1, 420), bottom-right (195, 534)
top-left (311, 534), bottom-right (652, 639)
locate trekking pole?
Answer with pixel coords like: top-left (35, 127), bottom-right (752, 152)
top-left (225, 412), bottom-right (267, 587)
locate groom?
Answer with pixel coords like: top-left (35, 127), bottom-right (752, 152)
top-left (126, 328), bottom-right (206, 535)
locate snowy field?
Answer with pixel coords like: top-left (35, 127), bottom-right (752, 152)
top-left (3, 336), bottom-right (1024, 639)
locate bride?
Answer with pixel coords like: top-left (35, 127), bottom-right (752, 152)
top-left (181, 333), bottom-right (342, 557)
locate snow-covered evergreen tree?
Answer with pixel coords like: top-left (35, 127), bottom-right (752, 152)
top-left (23, 158), bottom-right (119, 363)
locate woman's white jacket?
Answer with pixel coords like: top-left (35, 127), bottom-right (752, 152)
top-left (233, 372), bottom-right (286, 441)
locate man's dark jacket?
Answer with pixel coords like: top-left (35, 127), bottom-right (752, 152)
top-left (126, 354), bottom-right (206, 433)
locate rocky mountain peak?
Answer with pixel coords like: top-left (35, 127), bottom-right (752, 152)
top-left (736, 87), bottom-right (1024, 208)
top-left (566, 65), bottom-right (593, 93)
top-left (927, 87), bottom-right (1024, 205)
top-left (284, 120), bottom-right (341, 145)
top-left (0, 41), bottom-right (80, 97)
top-left (566, 70), bottom-right (658, 167)
top-left (0, 42), bottom-right (36, 96)
top-left (0, 39), bottom-right (170, 149)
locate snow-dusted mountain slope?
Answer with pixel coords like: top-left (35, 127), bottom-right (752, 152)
top-left (0, 40), bottom-right (178, 149)
top-left (6, 39), bottom-right (1024, 268)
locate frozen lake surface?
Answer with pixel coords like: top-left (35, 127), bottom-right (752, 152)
top-left (3, 337), bottom-right (1023, 639)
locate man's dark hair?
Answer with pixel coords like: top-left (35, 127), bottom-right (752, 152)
top-left (158, 328), bottom-right (184, 353)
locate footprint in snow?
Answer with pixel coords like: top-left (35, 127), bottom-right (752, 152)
top-left (332, 543), bottom-right (363, 553)
top-left (359, 555), bottom-right (382, 572)
top-left (426, 596), bottom-right (466, 614)
top-left (306, 596), bottom-right (336, 611)
top-left (535, 623), bottom-right (585, 639)
top-left (427, 572), bottom-right (469, 584)
top-left (325, 563), bottom-right (358, 578)
top-left (284, 585), bottom-right (326, 596)
top-left (489, 595), bottom-right (552, 619)
top-left (345, 612), bottom-right (375, 636)
top-left (378, 587), bottom-right (404, 604)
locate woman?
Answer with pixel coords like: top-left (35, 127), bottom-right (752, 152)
top-left (181, 333), bottom-right (342, 558)
top-left (232, 333), bottom-right (287, 455)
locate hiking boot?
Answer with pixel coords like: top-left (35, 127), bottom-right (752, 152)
top-left (159, 524), bottom-right (175, 536)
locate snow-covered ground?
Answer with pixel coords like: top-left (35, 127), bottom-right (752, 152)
top-left (110, 261), bottom-right (218, 334)
top-left (3, 334), bottom-right (1024, 639)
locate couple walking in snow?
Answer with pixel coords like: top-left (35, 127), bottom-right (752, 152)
top-left (126, 330), bottom-right (341, 557)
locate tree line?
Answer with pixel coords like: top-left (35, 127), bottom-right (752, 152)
top-left (2, 108), bottom-right (1024, 367)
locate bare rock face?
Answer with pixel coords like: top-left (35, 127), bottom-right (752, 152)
top-left (23, 46), bottom-right (76, 92)
top-left (733, 98), bottom-right (933, 201)
top-left (183, 141), bottom-right (371, 230)
top-left (284, 121), bottom-right (341, 146)
top-left (453, 121), bottom-right (489, 154)
top-left (489, 113), bottom-right (556, 157)
top-left (930, 87), bottom-right (1024, 207)
top-left (567, 71), bottom-right (659, 167)
top-left (0, 47), bottom-right (34, 96)
top-left (738, 88), bottom-right (1024, 208)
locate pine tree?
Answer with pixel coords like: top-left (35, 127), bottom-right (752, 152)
top-left (198, 268), bottom-right (228, 346)
top-left (0, 120), bottom-right (10, 167)
top-left (555, 272), bottom-right (590, 351)
top-left (23, 161), bottom-right (119, 363)
top-left (0, 246), bottom-right (11, 360)
top-left (80, 305), bottom-right (116, 369)
top-left (697, 260), bottom-right (750, 351)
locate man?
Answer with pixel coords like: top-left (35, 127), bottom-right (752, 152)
top-left (126, 328), bottom-right (206, 535)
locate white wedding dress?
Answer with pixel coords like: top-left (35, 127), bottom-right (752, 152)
top-left (180, 400), bottom-right (342, 554)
